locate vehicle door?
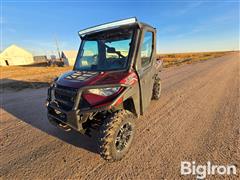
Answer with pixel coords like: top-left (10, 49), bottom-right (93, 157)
top-left (137, 29), bottom-right (156, 113)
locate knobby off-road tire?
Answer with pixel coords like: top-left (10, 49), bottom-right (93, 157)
top-left (152, 76), bottom-right (161, 100)
top-left (99, 110), bottom-right (135, 161)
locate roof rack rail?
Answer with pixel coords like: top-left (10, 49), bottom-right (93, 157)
top-left (78, 17), bottom-right (138, 36)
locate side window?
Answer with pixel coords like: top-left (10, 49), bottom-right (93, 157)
top-left (141, 31), bottom-right (153, 67)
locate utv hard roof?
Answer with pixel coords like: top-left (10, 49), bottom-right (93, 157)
top-left (78, 17), bottom-right (154, 37)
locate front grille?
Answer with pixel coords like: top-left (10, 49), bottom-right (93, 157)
top-left (54, 85), bottom-right (78, 110)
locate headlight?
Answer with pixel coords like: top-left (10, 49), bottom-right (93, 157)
top-left (86, 87), bottom-right (120, 96)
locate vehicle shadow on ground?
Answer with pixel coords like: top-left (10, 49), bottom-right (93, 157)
top-left (1, 80), bottom-right (99, 154)
top-left (1, 78), bottom-right (49, 92)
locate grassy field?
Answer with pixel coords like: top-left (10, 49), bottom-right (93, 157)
top-left (158, 51), bottom-right (231, 68)
top-left (1, 66), bottom-right (72, 91)
top-left (0, 51), bottom-right (232, 91)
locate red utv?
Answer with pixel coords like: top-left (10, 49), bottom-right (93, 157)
top-left (46, 17), bottom-right (163, 161)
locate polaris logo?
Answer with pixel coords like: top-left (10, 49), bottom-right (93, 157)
top-left (181, 161), bottom-right (237, 179)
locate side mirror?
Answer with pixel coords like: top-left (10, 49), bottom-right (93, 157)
top-left (107, 47), bottom-right (116, 53)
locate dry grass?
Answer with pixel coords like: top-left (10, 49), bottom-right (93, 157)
top-left (0, 66), bottom-right (72, 91)
top-left (158, 51), bottom-right (231, 68)
top-left (0, 51), bottom-right (232, 91)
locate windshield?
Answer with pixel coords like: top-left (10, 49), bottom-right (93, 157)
top-left (74, 28), bottom-right (134, 71)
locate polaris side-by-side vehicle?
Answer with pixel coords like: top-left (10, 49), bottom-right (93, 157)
top-left (46, 17), bottom-right (163, 161)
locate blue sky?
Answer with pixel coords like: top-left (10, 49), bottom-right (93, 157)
top-left (1, 0), bottom-right (239, 55)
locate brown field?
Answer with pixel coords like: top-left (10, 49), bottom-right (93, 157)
top-left (158, 51), bottom-right (231, 67)
top-left (0, 51), bottom-right (233, 91)
top-left (0, 66), bottom-right (72, 92)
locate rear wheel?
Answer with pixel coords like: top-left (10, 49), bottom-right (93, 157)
top-left (99, 110), bottom-right (135, 161)
top-left (152, 76), bottom-right (161, 100)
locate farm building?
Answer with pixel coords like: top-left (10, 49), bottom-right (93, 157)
top-left (0, 45), bottom-right (34, 66)
top-left (61, 50), bottom-right (77, 66)
top-left (33, 55), bottom-right (47, 63)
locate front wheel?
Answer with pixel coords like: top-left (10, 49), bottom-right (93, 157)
top-left (99, 110), bottom-right (135, 161)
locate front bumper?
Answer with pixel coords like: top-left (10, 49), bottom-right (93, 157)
top-left (47, 101), bottom-right (81, 131)
top-left (46, 84), bottom-right (126, 132)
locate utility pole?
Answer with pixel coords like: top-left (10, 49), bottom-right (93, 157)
top-left (54, 36), bottom-right (61, 60)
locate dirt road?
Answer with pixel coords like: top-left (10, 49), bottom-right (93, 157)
top-left (1, 53), bottom-right (239, 179)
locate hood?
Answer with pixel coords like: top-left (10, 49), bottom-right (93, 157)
top-left (56, 70), bottom-right (133, 88)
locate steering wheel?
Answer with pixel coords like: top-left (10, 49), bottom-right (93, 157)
top-left (111, 58), bottom-right (126, 66)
